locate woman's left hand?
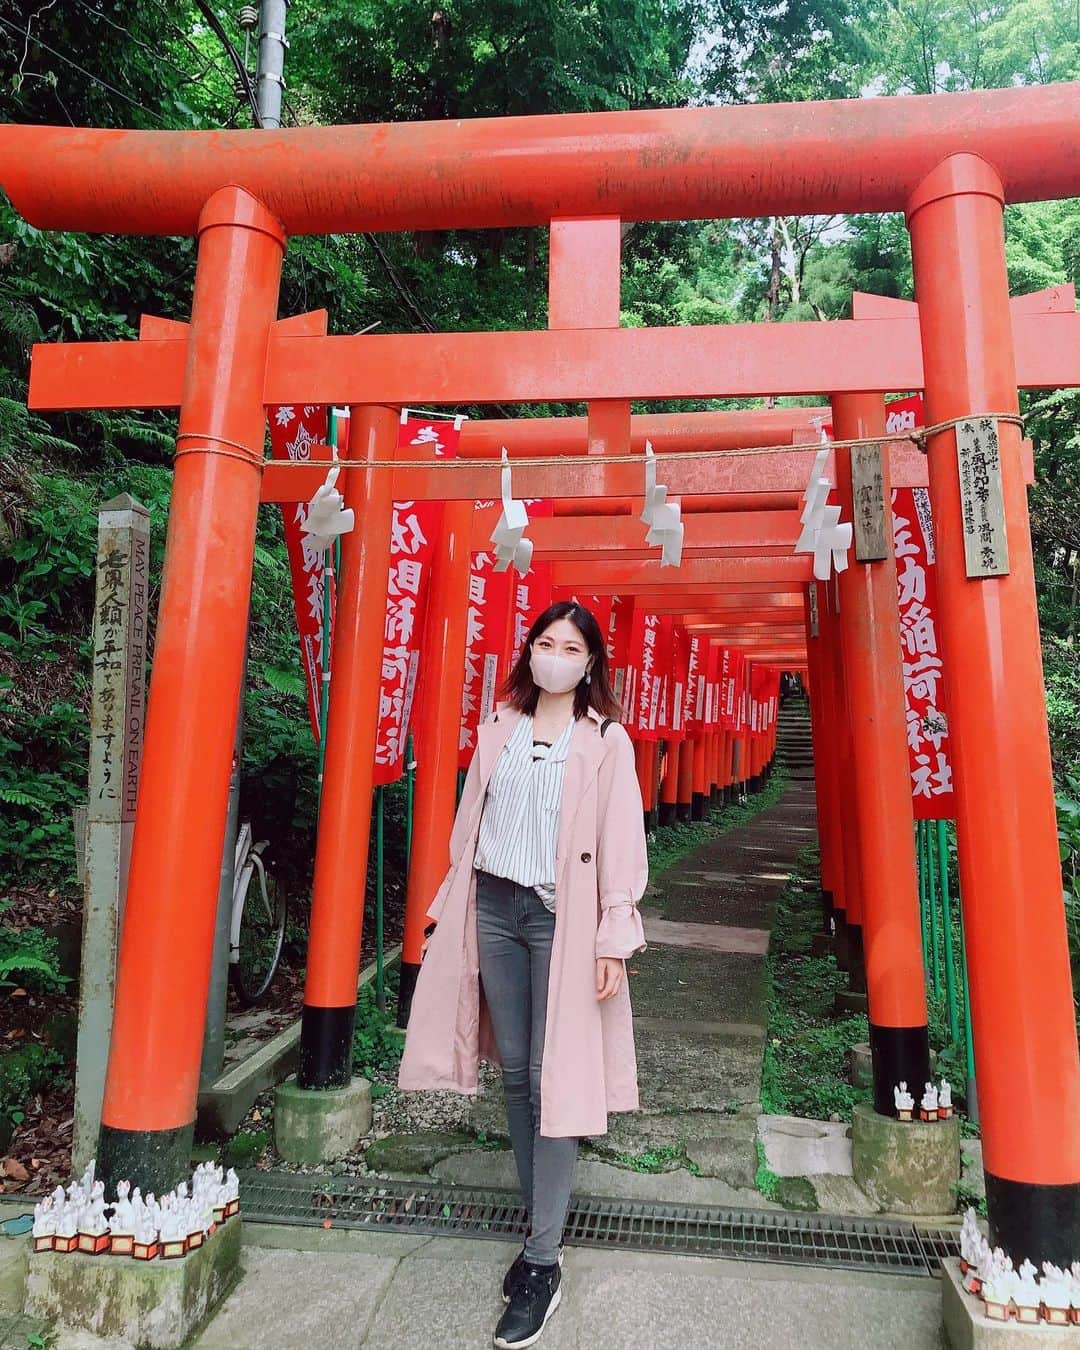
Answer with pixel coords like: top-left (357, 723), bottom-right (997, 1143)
top-left (595, 957), bottom-right (624, 1001)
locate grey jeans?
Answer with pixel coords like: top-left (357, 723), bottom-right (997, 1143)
top-left (475, 869), bottom-right (578, 1266)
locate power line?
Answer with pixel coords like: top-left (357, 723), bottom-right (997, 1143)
top-left (69, 0), bottom-right (227, 91)
top-left (0, 14), bottom-right (167, 125)
top-left (192, 0), bottom-right (261, 127)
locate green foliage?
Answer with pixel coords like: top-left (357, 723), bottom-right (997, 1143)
top-left (1056, 774), bottom-right (1080, 1002)
top-left (762, 850), bottom-right (874, 1122)
top-left (606, 1143), bottom-right (688, 1173)
top-left (0, 0), bottom-right (1077, 937)
top-left (0, 903), bottom-right (66, 994)
top-left (0, 1042), bottom-right (64, 1129)
top-left (352, 970), bottom-right (405, 1081)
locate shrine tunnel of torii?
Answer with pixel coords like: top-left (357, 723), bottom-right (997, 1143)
top-left (4, 80), bottom-right (1080, 1267)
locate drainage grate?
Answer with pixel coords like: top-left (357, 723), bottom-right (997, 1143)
top-left (915, 1225), bottom-right (962, 1269)
top-left (238, 1171), bottom-right (955, 1277)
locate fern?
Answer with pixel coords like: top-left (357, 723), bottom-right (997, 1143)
top-left (260, 664), bottom-right (306, 698)
top-left (0, 953), bottom-right (62, 986)
top-left (0, 789), bottom-right (42, 808)
top-left (254, 543), bottom-right (287, 572)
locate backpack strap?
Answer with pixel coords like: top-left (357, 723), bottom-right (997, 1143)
top-left (600, 718), bottom-right (613, 738)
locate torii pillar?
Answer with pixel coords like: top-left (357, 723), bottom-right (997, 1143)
top-left (908, 153), bottom-right (1079, 1264)
top-left (830, 392), bottom-right (930, 1111)
top-left (97, 188), bottom-right (285, 1193)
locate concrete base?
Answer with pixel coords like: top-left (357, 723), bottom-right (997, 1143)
top-left (24, 1216), bottom-right (241, 1349)
top-left (274, 1074), bottom-right (372, 1165)
top-left (850, 1042), bottom-right (874, 1089)
top-left (941, 1258), bottom-right (1075, 1348)
top-left (851, 1101), bottom-right (959, 1215)
top-left (198, 947), bottom-right (400, 1139)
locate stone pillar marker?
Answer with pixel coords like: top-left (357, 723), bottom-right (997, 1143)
top-left (73, 494), bottom-right (149, 1171)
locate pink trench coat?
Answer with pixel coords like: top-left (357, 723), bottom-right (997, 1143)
top-left (398, 706), bottom-right (649, 1138)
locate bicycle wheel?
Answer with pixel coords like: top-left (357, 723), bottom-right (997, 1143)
top-left (230, 849), bottom-right (287, 1006)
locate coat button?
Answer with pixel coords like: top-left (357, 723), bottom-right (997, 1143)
top-left (581, 852), bottom-right (592, 863)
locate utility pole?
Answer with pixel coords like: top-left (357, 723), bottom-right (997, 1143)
top-left (199, 0), bottom-right (290, 1090)
top-left (255, 1), bottom-right (288, 129)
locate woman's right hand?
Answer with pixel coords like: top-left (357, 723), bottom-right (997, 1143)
top-left (420, 922), bottom-right (436, 960)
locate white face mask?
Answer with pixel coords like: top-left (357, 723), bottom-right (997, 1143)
top-left (529, 649), bottom-right (588, 695)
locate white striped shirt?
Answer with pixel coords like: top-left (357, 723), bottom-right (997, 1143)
top-left (474, 713), bottom-right (576, 911)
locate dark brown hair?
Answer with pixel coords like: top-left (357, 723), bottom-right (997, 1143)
top-left (501, 601), bottom-right (622, 721)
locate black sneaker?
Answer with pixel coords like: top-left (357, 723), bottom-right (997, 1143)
top-left (493, 1261), bottom-right (562, 1349)
top-left (502, 1245), bottom-right (564, 1302)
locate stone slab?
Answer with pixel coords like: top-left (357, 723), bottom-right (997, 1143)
top-left (961, 1139), bottom-right (987, 1205)
top-left (683, 1122), bottom-right (758, 1189)
top-left (626, 945), bottom-right (768, 1029)
top-left (941, 1258), bottom-right (1074, 1349)
top-left (274, 1076), bottom-right (373, 1166)
top-left (368, 1243), bottom-right (941, 1350)
top-left (850, 1042), bottom-right (874, 1089)
top-left (641, 916), bottom-right (770, 954)
top-left (758, 1114), bottom-right (854, 1177)
top-left (194, 1246), bottom-right (399, 1350)
top-left (852, 1101), bottom-right (960, 1216)
top-left (807, 1173), bottom-right (881, 1217)
top-left (634, 1026), bottom-right (764, 1114)
top-left (365, 1130), bottom-right (483, 1176)
top-left (430, 1149), bottom-right (775, 1208)
top-left (0, 1236), bottom-right (28, 1315)
top-left (25, 1215), bottom-right (241, 1349)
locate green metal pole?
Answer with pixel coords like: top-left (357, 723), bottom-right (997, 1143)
top-left (405, 734), bottom-right (415, 868)
top-left (927, 814), bottom-right (941, 998)
top-left (937, 819), bottom-right (959, 1043)
top-left (916, 821), bottom-right (929, 973)
top-left (957, 877), bottom-right (978, 1124)
top-left (375, 785), bottom-right (385, 1012)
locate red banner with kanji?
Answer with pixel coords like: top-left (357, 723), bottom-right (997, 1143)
top-left (373, 415), bottom-right (460, 786)
top-left (268, 404), bottom-right (332, 739)
top-left (508, 563), bottom-right (555, 669)
top-left (888, 396), bottom-right (955, 818)
top-left (607, 596), bottom-right (634, 717)
top-left (459, 544), bottom-right (515, 768)
top-left (625, 610), bottom-right (670, 741)
top-left (663, 624), bottom-right (691, 740)
top-left (683, 633), bottom-right (703, 735)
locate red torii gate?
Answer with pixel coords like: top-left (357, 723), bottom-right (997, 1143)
top-left (4, 82), bottom-right (1080, 1267)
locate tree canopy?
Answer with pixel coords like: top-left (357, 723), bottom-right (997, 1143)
top-left (0, 0), bottom-right (1078, 895)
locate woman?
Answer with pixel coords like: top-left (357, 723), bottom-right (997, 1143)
top-left (399, 601), bottom-right (648, 1349)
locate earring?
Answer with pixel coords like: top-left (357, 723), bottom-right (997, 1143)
top-left (585, 670), bottom-right (592, 685)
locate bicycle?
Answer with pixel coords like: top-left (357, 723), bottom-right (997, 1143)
top-left (228, 820), bottom-right (287, 1006)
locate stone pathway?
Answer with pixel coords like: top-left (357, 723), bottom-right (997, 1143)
top-left (189, 1225), bottom-right (946, 1350)
top-left (367, 709), bottom-right (823, 1210)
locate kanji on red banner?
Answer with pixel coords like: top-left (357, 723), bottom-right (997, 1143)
top-left (627, 611), bottom-right (670, 741)
top-left (268, 404), bottom-right (332, 740)
top-left (508, 563), bottom-right (554, 668)
top-left (887, 396), bottom-right (955, 819)
top-left (683, 633), bottom-right (703, 735)
top-left (607, 596), bottom-right (634, 717)
top-left (373, 416), bottom-right (460, 786)
top-left (459, 545), bottom-right (514, 767)
top-left (704, 642), bottom-right (722, 729)
top-left (664, 625), bottom-right (691, 740)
